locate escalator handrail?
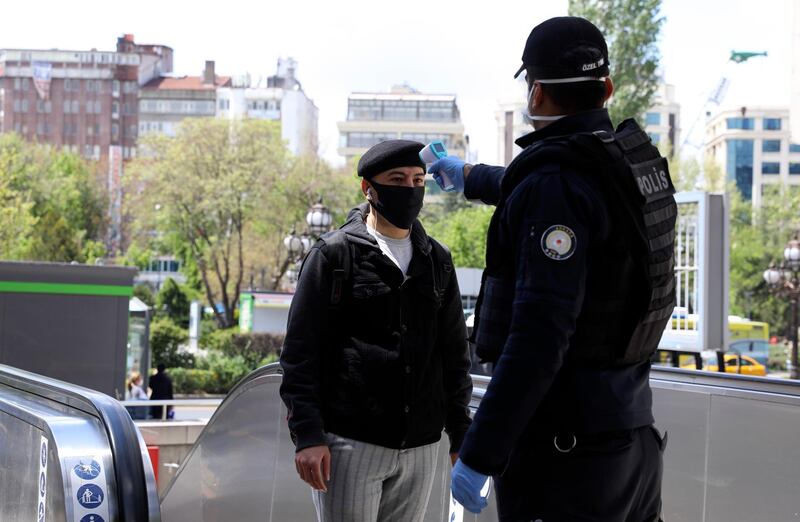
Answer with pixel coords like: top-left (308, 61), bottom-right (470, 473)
top-left (472, 367), bottom-right (800, 398)
top-left (0, 364), bottom-right (157, 522)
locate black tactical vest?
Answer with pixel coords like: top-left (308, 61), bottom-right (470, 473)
top-left (472, 118), bottom-right (677, 367)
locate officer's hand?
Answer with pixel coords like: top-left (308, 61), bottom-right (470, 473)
top-left (429, 156), bottom-right (467, 193)
top-left (451, 459), bottom-right (489, 514)
top-left (295, 445), bottom-right (331, 492)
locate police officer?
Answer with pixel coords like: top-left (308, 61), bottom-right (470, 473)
top-left (429, 17), bottom-right (676, 522)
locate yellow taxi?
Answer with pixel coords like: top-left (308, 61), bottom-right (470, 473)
top-left (681, 353), bottom-right (767, 377)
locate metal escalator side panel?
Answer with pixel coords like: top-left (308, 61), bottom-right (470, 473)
top-left (0, 364), bottom-right (160, 522)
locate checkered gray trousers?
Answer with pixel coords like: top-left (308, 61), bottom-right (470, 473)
top-left (311, 432), bottom-right (440, 522)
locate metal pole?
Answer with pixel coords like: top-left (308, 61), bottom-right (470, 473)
top-left (792, 296), bottom-right (799, 380)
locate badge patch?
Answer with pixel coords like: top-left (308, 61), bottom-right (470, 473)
top-left (541, 225), bottom-right (576, 260)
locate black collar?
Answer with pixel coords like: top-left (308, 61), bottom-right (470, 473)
top-left (515, 108), bottom-right (614, 149)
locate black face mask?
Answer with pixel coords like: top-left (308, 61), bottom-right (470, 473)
top-left (367, 181), bottom-right (425, 230)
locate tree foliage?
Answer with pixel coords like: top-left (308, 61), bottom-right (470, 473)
top-left (568, 0), bottom-right (664, 126)
top-left (425, 203), bottom-right (493, 268)
top-left (729, 186), bottom-right (800, 336)
top-left (0, 133), bottom-right (106, 262)
top-left (125, 118), bottom-right (359, 328)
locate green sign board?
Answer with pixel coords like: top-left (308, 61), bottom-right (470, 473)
top-left (239, 293), bottom-right (254, 333)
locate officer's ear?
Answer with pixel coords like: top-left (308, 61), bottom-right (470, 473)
top-left (603, 77), bottom-right (614, 104)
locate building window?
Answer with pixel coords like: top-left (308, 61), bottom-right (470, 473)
top-left (418, 101), bottom-right (456, 122)
top-left (87, 125), bottom-right (93, 136)
top-left (762, 140), bottom-right (781, 153)
top-left (645, 112), bottom-right (661, 125)
top-left (72, 100), bottom-right (79, 113)
top-left (347, 99), bottom-right (382, 120)
top-left (727, 139), bottom-right (754, 200)
top-left (36, 121), bottom-right (51, 135)
top-left (762, 162), bottom-right (780, 174)
top-left (346, 132), bottom-right (395, 148)
top-left (63, 100), bottom-right (71, 113)
top-left (112, 102), bottom-right (119, 117)
top-left (86, 101), bottom-right (95, 114)
top-left (790, 163), bottom-right (800, 175)
top-left (13, 99), bottom-right (20, 112)
top-left (649, 133), bottom-right (661, 143)
top-left (111, 123), bottom-right (119, 139)
top-left (36, 100), bottom-right (51, 113)
top-left (726, 117), bottom-right (754, 130)
top-left (112, 80), bottom-right (120, 96)
top-left (21, 78), bottom-right (29, 91)
top-left (790, 143), bottom-right (800, 153)
top-left (763, 118), bottom-right (782, 131)
top-left (13, 78), bottom-right (20, 90)
top-left (21, 100), bottom-right (28, 112)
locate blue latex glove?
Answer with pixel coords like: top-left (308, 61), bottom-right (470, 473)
top-left (428, 155), bottom-right (466, 193)
top-left (451, 459), bottom-right (489, 514)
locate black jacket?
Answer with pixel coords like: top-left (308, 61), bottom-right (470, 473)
top-left (279, 204), bottom-right (472, 453)
top-left (460, 109), bottom-right (656, 475)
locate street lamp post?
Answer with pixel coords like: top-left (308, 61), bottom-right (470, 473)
top-left (306, 196), bottom-right (333, 237)
top-left (763, 237), bottom-right (800, 379)
top-left (279, 198), bottom-right (333, 289)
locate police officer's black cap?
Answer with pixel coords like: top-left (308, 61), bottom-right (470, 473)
top-left (513, 17), bottom-right (610, 80)
top-left (357, 139), bottom-right (425, 179)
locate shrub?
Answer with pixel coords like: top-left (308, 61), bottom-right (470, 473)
top-left (168, 368), bottom-right (214, 395)
top-left (150, 317), bottom-right (194, 368)
top-left (196, 351), bottom-right (252, 394)
top-left (221, 333), bottom-right (284, 367)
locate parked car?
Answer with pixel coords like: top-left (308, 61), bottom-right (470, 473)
top-left (681, 353), bottom-right (767, 377)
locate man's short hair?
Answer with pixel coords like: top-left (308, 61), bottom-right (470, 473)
top-left (539, 80), bottom-right (607, 113)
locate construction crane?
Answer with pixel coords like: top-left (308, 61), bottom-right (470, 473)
top-left (680, 50), bottom-right (768, 151)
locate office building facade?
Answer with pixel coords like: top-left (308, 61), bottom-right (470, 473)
top-left (337, 85), bottom-right (467, 162)
top-left (216, 58), bottom-right (318, 156)
top-left (705, 107), bottom-right (800, 206)
top-left (139, 60), bottom-right (229, 138)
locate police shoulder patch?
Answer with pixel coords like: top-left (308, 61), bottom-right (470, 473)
top-left (540, 225), bottom-right (576, 261)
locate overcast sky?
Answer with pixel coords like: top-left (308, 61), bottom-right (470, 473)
top-left (4, 0), bottom-right (794, 164)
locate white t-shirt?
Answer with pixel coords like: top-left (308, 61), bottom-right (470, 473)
top-left (367, 224), bottom-right (414, 275)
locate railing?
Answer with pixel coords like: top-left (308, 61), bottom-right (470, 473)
top-left (120, 398), bottom-right (223, 420)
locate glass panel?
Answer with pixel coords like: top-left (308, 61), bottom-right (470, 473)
top-left (762, 162), bottom-right (780, 174)
top-left (727, 117), bottom-right (755, 130)
top-left (763, 118), bottom-right (782, 131)
top-left (727, 139), bottom-right (754, 200)
top-left (646, 112), bottom-right (661, 125)
top-left (789, 163), bottom-right (800, 175)
top-left (762, 140), bottom-right (781, 153)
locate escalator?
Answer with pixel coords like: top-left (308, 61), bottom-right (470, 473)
top-left (0, 364), bottom-right (159, 522)
top-left (3, 362), bottom-right (800, 521)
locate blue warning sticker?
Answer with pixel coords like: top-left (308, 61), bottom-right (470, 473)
top-left (76, 484), bottom-right (104, 509)
top-left (73, 460), bottom-right (101, 480)
top-left (37, 436), bottom-right (48, 522)
top-left (80, 515), bottom-right (106, 522)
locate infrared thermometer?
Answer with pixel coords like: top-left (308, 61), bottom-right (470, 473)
top-left (419, 140), bottom-right (453, 191)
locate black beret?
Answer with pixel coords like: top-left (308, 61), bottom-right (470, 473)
top-left (357, 139), bottom-right (425, 179)
top-left (513, 16), bottom-right (610, 80)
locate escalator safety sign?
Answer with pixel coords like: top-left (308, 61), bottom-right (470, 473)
top-left (65, 455), bottom-right (109, 522)
top-left (37, 436), bottom-right (47, 522)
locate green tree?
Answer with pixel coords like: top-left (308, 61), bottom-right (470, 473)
top-left (729, 185), bottom-right (800, 336)
top-left (156, 278), bottom-right (195, 326)
top-left (126, 118), bottom-right (359, 327)
top-left (568, 0), bottom-right (664, 126)
top-left (425, 204), bottom-right (493, 268)
top-left (0, 133), bottom-right (106, 262)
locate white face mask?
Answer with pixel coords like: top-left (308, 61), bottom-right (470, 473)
top-left (523, 76), bottom-right (607, 123)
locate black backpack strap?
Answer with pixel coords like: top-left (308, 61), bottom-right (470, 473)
top-left (321, 230), bottom-right (351, 306)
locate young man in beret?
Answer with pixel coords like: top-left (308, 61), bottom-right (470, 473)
top-left (280, 139), bottom-right (473, 522)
